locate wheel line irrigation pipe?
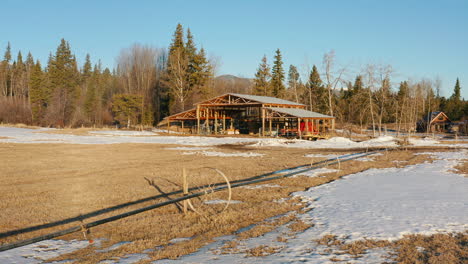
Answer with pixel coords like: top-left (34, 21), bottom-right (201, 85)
top-left (0, 149), bottom-right (387, 252)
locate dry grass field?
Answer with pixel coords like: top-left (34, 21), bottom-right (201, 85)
top-left (0, 141), bottom-right (463, 263)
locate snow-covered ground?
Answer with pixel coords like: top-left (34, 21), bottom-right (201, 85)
top-left (2, 150), bottom-right (463, 263)
top-left (1, 126), bottom-right (467, 263)
top-left (182, 150), bottom-right (264, 157)
top-left (0, 239), bottom-right (90, 264)
top-left (152, 150), bottom-right (467, 263)
top-left (89, 130), bottom-right (158, 136)
top-left (1, 126), bottom-right (467, 149)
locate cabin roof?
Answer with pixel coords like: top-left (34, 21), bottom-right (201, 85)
top-left (423, 111), bottom-right (451, 123)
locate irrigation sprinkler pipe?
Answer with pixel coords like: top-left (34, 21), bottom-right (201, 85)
top-left (0, 148), bottom-right (391, 252)
top-left (0, 151), bottom-right (371, 240)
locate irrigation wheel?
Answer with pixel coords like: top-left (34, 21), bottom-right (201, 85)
top-left (186, 167), bottom-right (232, 218)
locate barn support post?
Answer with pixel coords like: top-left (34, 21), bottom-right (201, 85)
top-left (298, 118), bottom-right (302, 139)
top-left (331, 119), bottom-right (335, 131)
top-left (261, 108), bottom-right (266, 136)
top-left (223, 114), bottom-right (226, 134)
top-left (214, 111), bottom-right (218, 135)
top-left (269, 114), bottom-right (272, 136)
top-left (305, 119), bottom-right (309, 134)
top-left (196, 105), bottom-right (200, 135)
top-left (205, 108), bottom-right (209, 134)
top-left (181, 121), bottom-right (184, 133)
top-left (167, 119), bottom-right (171, 134)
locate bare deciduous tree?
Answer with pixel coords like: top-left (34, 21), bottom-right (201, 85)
top-left (322, 50), bottom-right (346, 116)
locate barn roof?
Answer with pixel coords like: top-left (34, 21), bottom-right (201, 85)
top-left (227, 93), bottom-right (304, 106)
top-left (267, 107), bottom-right (335, 119)
top-left (196, 93), bottom-right (305, 107)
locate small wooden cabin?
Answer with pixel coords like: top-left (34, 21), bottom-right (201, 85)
top-left (164, 93), bottom-right (335, 138)
top-left (417, 111), bottom-right (451, 133)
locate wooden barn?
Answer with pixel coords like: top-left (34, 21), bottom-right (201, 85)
top-left (164, 93), bottom-right (335, 138)
top-left (417, 111), bottom-right (451, 133)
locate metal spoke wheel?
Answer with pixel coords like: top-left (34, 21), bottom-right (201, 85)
top-left (186, 167), bottom-right (232, 218)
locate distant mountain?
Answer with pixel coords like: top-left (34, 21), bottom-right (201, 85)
top-left (215, 74), bottom-right (252, 82)
top-left (214, 75), bottom-right (253, 94)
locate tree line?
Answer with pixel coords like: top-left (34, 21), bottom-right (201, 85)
top-left (0, 24), bottom-right (215, 128)
top-left (252, 50), bottom-right (467, 134)
top-left (0, 24), bottom-right (466, 130)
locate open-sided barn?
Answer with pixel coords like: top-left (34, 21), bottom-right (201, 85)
top-left (165, 93), bottom-right (335, 138)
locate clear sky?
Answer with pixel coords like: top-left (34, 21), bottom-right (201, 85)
top-left (2, 0), bottom-right (467, 98)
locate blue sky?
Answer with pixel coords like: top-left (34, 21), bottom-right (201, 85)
top-left (2, 0), bottom-right (467, 98)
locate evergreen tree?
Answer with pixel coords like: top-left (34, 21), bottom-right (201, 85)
top-left (29, 60), bottom-right (44, 122)
top-left (397, 81), bottom-right (409, 99)
top-left (1, 43), bottom-right (12, 96)
top-left (82, 54), bottom-right (92, 81)
top-left (47, 39), bottom-right (80, 126)
top-left (451, 78), bottom-right (461, 101)
top-left (190, 48), bottom-right (212, 98)
top-left (253, 55), bottom-right (271, 96)
top-left (185, 28), bottom-right (198, 91)
top-left (306, 65), bottom-right (326, 112)
top-left (165, 24), bottom-right (189, 112)
top-left (112, 94), bottom-right (143, 128)
top-left (185, 28), bottom-right (196, 60)
top-left (353, 75), bottom-right (363, 94)
top-left (169, 23), bottom-right (185, 55)
top-left (271, 49), bottom-right (285, 98)
top-left (12, 51), bottom-right (25, 97)
top-left (3, 42), bottom-right (11, 62)
top-left (26, 52), bottom-right (34, 67)
top-left (446, 78), bottom-right (463, 120)
top-left (287, 65), bottom-right (300, 102)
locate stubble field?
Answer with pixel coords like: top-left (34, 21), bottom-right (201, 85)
top-left (0, 129), bottom-right (466, 263)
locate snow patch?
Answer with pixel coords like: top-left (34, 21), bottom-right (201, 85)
top-left (0, 239), bottom-right (90, 264)
top-left (304, 153), bottom-right (341, 159)
top-left (169, 237), bottom-right (192, 244)
top-left (294, 151), bottom-right (468, 241)
top-left (89, 130), bottom-right (157, 136)
top-left (166, 146), bottom-right (211, 151)
top-left (297, 168), bottom-right (339, 178)
top-left (408, 137), bottom-right (440, 146)
top-left (182, 150), bottom-right (263, 157)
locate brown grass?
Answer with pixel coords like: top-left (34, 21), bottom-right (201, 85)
top-left (288, 219), bottom-right (314, 233)
top-left (336, 232), bottom-right (468, 263)
top-left (245, 245), bottom-right (284, 257)
top-left (453, 160), bottom-right (468, 176)
top-left (0, 123), bottom-right (40, 129)
top-left (0, 142), bottom-right (439, 262)
top-left (315, 234), bottom-right (344, 247)
top-left (236, 212), bottom-right (299, 240)
top-left (35, 127), bottom-right (119, 136)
